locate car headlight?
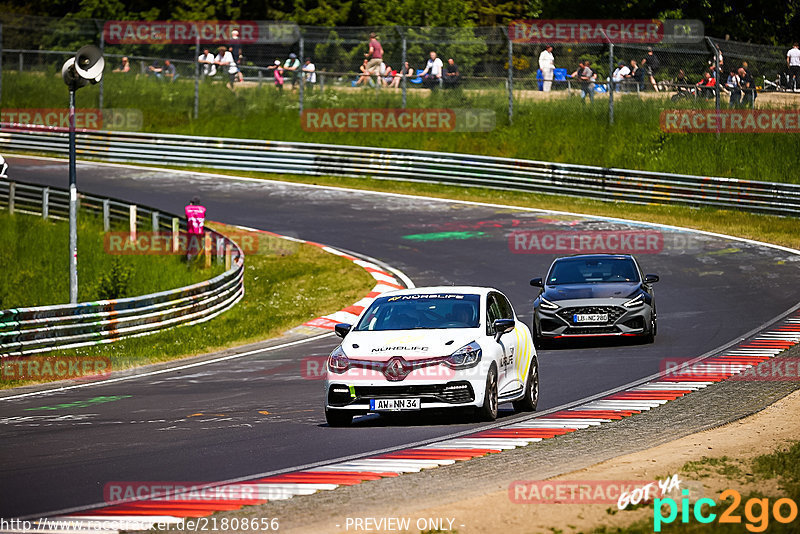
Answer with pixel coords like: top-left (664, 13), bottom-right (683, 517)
top-left (444, 341), bottom-right (482, 369)
top-left (623, 294), bottom-right (645, 308)
top-left (539, 297), bottom-right (560, 310)
top-left (327, 345), bottom-right (350, 373)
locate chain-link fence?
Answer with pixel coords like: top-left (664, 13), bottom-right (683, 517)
top-left (1, 15), bottom-right (798, 131)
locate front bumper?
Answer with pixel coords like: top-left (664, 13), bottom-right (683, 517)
top-left (535, 301), bottom-right (652, 338)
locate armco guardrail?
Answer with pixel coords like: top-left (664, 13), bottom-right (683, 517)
top-left (0, 178), bottom-right (245, 357)
top-left (2, 126), bottom-right (800, 217)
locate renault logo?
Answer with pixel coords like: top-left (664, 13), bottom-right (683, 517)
top-left (384, 356), bottom-right (412, 381)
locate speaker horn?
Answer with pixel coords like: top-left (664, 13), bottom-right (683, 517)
top-left (74, 45), bottom-right (105, 83)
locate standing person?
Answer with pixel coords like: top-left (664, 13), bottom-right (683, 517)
top-left (420, 51), bottom-right (443, 89)
top-left (579, 60), bottom-right (595, 103)
top-left (267, 60), bottom-right (284, 93)
top-left (365, 32), bottom-right (384, 86)
top-left (215, 46), bottom-right (237, 91)
top-left (283, 53), bottom-right (301, 90)
top-left (184, 197), bottom-right (206, 262)
top-left (612, 61), bottom-right (629, 92)
top-left (230, 29), bottom-right (244, 83)
top-left (538, 45), bottom-right (555, 92)
top-left (788, 42), bottom-right (800, 92)
top-left (629, 59), bottom-right (643, 91)
top-left (198, 48), bottom-right (216, 77)
top-left (645, 47), bottom-right (660, 91)
top-left (302, 57), bottom-right (316, 91)
top-left (725, 68), bottom-right (741, 107)
top-left (738, 67), bottom-right (756, 107)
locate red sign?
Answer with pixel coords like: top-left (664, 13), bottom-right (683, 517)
top-left (661, 110), bottom-right (800, 133)
top-left (509, 19), bottom-right (664, 43)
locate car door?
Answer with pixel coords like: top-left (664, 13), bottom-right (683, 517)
top-left (488, 292), bottom-right (518, 391)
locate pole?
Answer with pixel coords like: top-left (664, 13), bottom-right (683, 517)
top-left (707, 37), bottom-right (721, 139)
top-left (298, 36), bottom-right (304, 115)
top-left (507, 37), bottom-right (513, 124)
top-left (98, 29), bottom-right (104, 110)
top-left (193, 36), bottom-right (200, 119)
top-left (0, 24), bottom-right (4, 111)
top-left (608, 42), bottom-right (614, 125)
top-left (68, 88), bottom-right (78, 303)
top-left (400, 34), bottom-right (408, 109)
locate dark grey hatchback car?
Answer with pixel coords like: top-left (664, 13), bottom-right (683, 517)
top-left (530, 254), bottom-right (659, 346)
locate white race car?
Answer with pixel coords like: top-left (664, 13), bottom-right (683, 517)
top-left (324, 286), bottom-right (539, 426)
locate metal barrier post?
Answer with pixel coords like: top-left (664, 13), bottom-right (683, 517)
top-left (216, 236), bottom-right (224, 263)
top-left (225, 242), bottom-right (232, 270)
top-left (507, 37), bottom-right (513, 124)
top-left (608, 42), bottom-right (614, 125)
top-left (172, 217), bottom-right (180, 252)
top-left (0, 24), bottom-right (4, 108)
top-left (102, 199), bottom-right (110, 231)
top-left (401, 32), bottom-right (407, 109)
top-left (18, 51), bottom-right (22, 72)
top-left (204, 233), bottom-right (212, 269)
top-left (129, 204), bottom-right (137, 242)
top-left (8, 181), bottom-right (14, 214)
top-left (42, 187), bottom-right (49, 219)
top-left (193, 36), bottom-right (200, 120)
top-left (152, 211), bottom-right (159, 233)
top-left (298, 35), bottom-right (304, 115)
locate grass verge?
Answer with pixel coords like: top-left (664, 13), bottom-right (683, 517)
top-left (0, 210), bottom-right (222, 308)
top-left (2, 71), bottom-right (799, 182)
top-left (1, 223), bottom-right (375, 390)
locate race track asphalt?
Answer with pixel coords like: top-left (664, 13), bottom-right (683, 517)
top-left (2, 156), bottom-right (799, 518)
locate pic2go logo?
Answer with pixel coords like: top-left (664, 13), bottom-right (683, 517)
top-left (654, 489), bottom-right (799, 532)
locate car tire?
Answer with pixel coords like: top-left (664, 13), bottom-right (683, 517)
top-left (643, 314), bottom-right (657, 344)
top-left (476, 365), bottom-right (498, 422)
top-left (325, 409), bottom-right (353, 427)
top-left (513, 357), bottom-right (539, 412)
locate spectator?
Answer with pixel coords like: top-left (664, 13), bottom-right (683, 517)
top-left (538, 45), bottom-right (555, 92)
top-left (283, 53), bottom-right (301, 89)
top-left (738, 67), bottom-right (756, 107)
top-left (198, 48), bottom-right (216, 77)
top-left (365, 32), bottom-right (384, 86)
top-left (612, 61), bottom-right (630, 92)
top-left (302, 57), bottom-right (316, 90)
top-left (163, 60), bottom-right (178, 82)
top-left (390, 61), bottom-right (414, 88)
top-left (725, 68), bottom-right (741, 107)
top-left (230, 29), bottom-right (244, 83)
top-left (356, 59), bottom-right (372, 86)
top-left (635, 58), bottom-right (647, 90)
top-left (645, 47), bottom-right (660, 91)
top-left (696, 71), bottom-right (716, 98)
top-left (444, 58), bottom-right (460, 88)
top-left (112, 56), bottom-right (130, 73)
top-left (629, 59), bottom-right (642, 91)
top-left (579, 60), bottom-right (595, 103)
top-left (267, 60), bottom-right (284, 93)
top-left (184, 197), bottom-right (206, 262)
top-left (382, 64), bottom-right (395, 86)
top-left (147, 60), bottom-right (163, 79)
top-left (788, 42), bottom-right (800, 92)
top-left (420, 51), bottom-right (443, 89)
top-left (675, 68), bottom-right (688, 86)
top-left (215, 46), bottom-right (237, 92)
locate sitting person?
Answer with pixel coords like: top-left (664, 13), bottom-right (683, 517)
top-left (420, 51), bottom-right (443, 89)
top-left (112, 56), bottom-right (130, 73)
top-left (444, 58), bottom-right (460, 87)
top-left (163, 60), bottom-right (178, 82)
top-left (696, 71), bottom-right (716, 97)
top-left (356, 58), bottom-right (371, 86)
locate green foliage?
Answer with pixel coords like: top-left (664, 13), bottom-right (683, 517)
top-left (92, 258), bottom-right (133, 300)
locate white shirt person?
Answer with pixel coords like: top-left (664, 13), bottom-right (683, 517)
top-left (538, 45), bottom-right (555, 92)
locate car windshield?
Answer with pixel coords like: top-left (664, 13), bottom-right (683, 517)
top-left (547, 258), bottom-right (640, 285)
top-left (355, 293), bottom-right (481, 331)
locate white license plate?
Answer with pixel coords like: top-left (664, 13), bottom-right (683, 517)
top-left (574, 313), bottom-right (609, 323)
top-left (370, 398), bottom-right (420, 411)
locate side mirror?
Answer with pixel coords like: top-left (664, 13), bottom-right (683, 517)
top-left (530, 277), bottom-right (543, 288)
top-left (334, 323), bottom-right (352, 338)
top-left (644, 274), bottom-right (659, 284)
top-left (492, 318), bottom-right (515, 341)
